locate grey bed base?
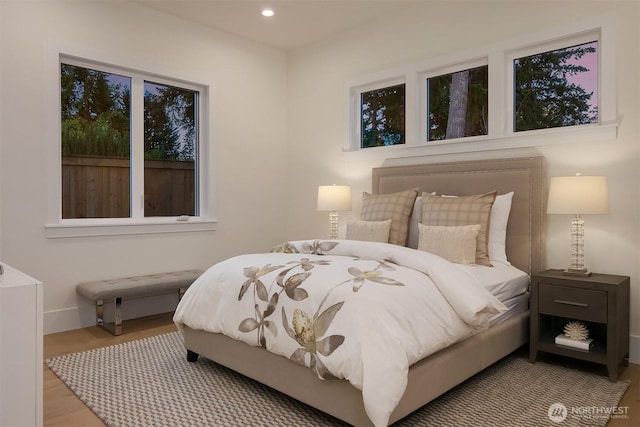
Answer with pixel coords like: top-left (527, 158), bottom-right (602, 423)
top-left (183, 157), bottom-right (545, 426)
top-left (184, 312), bottom-right (528, 426)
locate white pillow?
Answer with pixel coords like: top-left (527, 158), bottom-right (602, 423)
top-left (346, 219), bottom-right (392, 243)
top-left (418, 223), bottom-right (481, 265)
top-left (407, 196), bottom-right (422, 249)
top-left (489, 192), bottom-right (513, 265)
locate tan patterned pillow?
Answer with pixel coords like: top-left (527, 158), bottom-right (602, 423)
top-left (421, 191), bottom-right (497, 266)
top-left (418, 224), bottom-right (481, 265)
top-left (361, 189), bottom-right (418, 245)
top-left (345, 219), bottom-right (392, 243)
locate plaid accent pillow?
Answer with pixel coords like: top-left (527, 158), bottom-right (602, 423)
top-left (361, 189), bottom-right (418, 245)
top-left (421, 191), bottom-right (497, 266)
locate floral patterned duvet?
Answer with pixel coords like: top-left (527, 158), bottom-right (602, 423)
top-left (174, 240), bottom-right (507, 427)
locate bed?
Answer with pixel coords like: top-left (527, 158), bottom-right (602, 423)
top-left (174, 156), bottom-right (545, 426)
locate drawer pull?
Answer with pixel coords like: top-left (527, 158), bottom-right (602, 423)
top-left (553, 299), bottom-right (588, 308)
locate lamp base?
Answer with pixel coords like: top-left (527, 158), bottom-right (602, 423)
top-left (328, 211), bottom-right (339, 240)
top-left (562, 268), bottom-right (592, 278)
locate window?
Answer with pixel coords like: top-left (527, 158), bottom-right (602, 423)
top-left (61, 63), bottom-right (132, 219)
top-left (360, 83), bottom-right (405, 148)
top-left (143, 81), bottom-right (198, 217)
top-left (427, 65), bottom-right (488, 141)
top-left (347, 17), bottom-right (615, 156)
top-left (49, 54), bottom-right (213, 237)
top-left (514, 41), bottom-right (598, 132)
top-left (61, 63), bottom-right (199, 220)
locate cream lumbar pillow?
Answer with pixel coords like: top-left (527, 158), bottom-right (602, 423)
top-left (418, 223), bottom-right (481, 265)
top-left (346, 219), bottom-right (392, 243)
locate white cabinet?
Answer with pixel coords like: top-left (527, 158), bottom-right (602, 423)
top-left (0, 263), bottom-right (43, 427)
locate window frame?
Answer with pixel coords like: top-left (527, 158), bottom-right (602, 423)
top-left (418, 57), bottom-right (489, 145)
top-left (507, 33), bottom-right (602, 135)
top-left (350, 75), bottom-right (408, 150)
top-left (346, 15), bottom-right (617, 158)
top-left (46, 50), bottom-right (216, 238)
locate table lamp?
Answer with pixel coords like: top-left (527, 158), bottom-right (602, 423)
top-left (547, 174), bottom-right (609, 277)
top-left (317, 185), bottom-right (352, 239)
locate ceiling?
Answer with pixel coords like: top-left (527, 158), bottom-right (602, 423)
top-left (132, 0), bottom-right (413, 51)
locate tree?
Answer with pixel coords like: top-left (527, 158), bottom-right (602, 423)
top-left (428, 66), bottom-right (488, 141)
top-left (361, 84), bottom-right (405, 148)
top-left (143, 83), bottom-right (196, 160)
top-left (514, 43), bottom-right (597, 132)
top-left (144, 90), bottom-right (180, 160)
top-left (60, 64), bottom-right (130, 157)
top-left (61, 64), bottom-right (197, 160)
top-left (445, 70), bottom-right (470, 139)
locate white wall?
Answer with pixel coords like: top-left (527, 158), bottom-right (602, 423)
top-left (0, 1), bottom-right (289, 332)
top-left (285, 1), bottom-right (640, 362)
top-left (0, 2), bottom-right (3, 259)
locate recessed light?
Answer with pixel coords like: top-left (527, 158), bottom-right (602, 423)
top-left (261, 9), bottom-right (274, 17)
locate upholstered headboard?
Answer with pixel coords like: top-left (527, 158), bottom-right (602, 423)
top-left (372, 157), bottom-right (545, 275)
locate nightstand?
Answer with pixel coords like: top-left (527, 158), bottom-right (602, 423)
top-left (529, 269), bottom-right (630, 382)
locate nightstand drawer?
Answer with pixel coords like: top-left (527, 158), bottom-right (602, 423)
top-left (539, 284), bottom-right (607, 323)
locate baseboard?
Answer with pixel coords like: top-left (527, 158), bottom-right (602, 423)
top-left (43, 294), bottom-right (179, 334)
top-left (630, 334), bottom-right (640, 364)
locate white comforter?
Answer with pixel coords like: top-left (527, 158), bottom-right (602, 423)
top-left (174, 240), bottom-right (507, 427)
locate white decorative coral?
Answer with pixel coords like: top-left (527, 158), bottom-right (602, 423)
top-left (563, 321), bottom-right (589, 340)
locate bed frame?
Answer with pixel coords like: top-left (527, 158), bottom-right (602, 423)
top-left (183, 156), bottom-right (546, 426)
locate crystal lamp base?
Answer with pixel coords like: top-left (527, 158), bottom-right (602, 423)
top-left (563, 214), bottom-right (591, 277)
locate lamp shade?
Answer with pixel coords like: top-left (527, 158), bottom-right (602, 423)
top-left (547, 175), bottom-right (609, 215)
top-left (317, 185), bottom-right (352, 211)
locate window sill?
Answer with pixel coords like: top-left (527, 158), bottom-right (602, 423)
top-left (45, 217), bottom-right (218, 238)
top-left (343, 122), bottom-right (618, 159)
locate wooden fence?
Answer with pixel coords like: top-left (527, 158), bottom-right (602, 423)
top-left (62, 155), bottom-right (195, 218)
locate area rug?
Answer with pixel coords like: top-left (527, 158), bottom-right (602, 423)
top-left (47, 332), bottom-right (630, 427)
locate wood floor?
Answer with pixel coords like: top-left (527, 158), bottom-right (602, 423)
top-left (44, 313), bottom-right (639, 427)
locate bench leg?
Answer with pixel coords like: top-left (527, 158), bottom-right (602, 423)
top-left (96, 297), bottom-right (123, 336)
top-left (96, 299), bottom-right (105, 328)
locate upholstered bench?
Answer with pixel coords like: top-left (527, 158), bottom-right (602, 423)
top-left (76, 269), bottom-right (203, 336)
